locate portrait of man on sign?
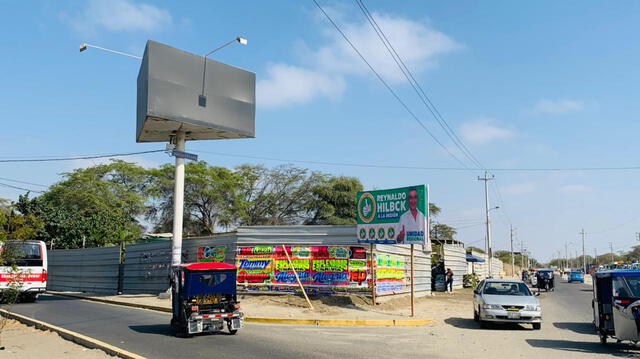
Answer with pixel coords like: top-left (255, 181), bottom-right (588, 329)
top-left (396, 187), bottom-right (425, 243)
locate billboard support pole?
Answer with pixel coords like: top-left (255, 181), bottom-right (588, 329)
top-left (410, 244), bottom-right (415, 317)
top-left (171, 131), bottom-right (186, 266)
top-left (282, 245), bottom-right (313, 310)
top-left (370, 243), bottom-right (376, 305)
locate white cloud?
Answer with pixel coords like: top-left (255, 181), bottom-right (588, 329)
top-left (257, 64), bottom-right (346, 108)
top-left (502, 183), bottom-right (536, 196)
top-left (559, 184), bottom-right (592, 194)
top-left (258, 10), bottom-right (461, 109)
top-left (535, 99), bottom-right (584, 114)
top-left (63, 0), bottom-right (172, 33)
top-left (308, 12), bottom-right (462, 84)
top-left (460, 118), bottom-right (514, 145)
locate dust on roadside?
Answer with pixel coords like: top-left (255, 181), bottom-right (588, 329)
top-left (0, 319), bottom-right (111, 359)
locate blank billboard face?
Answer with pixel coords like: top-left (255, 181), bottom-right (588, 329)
top-left (137, 40), bottom-right (255, 143)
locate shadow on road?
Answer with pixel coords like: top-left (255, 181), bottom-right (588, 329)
top-left (526, 339), bottom-right (639, 356)
top-left (580, 289), bottom-right (593, 292)
top-left (444, 317), bottom-right (530, 331)
top-left (553, 322), bottom-right (596, 335)
top-left (129, 324), bottom-right (174, 336)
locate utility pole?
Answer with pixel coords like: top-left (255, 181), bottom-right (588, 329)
top-left (594, 248), bottom-right (597, 266)
top-left (609, 242), bottom-right (614, 264)
top-left (580, 229), bottom-right (586, 272)
top-left (565, 242), bottom-right (568, 271)
top-left (478, 172), bottom-right (495, 278)
top-left (510, 225), bottom-right (515, 277)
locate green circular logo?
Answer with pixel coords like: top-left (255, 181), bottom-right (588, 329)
top-left (388, 226), bottom-right (395, 239)
top-left (368, 228), bottom-right (376, 239)
top-left (358, 193), bottom-right (376, 223)
top-left (378, 227), bottom-right (385, 239)
top-left (359, 228), bottom-right (367, 240)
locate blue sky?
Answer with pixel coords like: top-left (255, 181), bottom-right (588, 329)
top-left (1, 0), bottom-right (640, 262)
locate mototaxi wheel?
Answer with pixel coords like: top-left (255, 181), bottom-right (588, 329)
top-left (227, 320), bottom-right (238, 335)
top-left (532, 323), bottom-right (541, 330)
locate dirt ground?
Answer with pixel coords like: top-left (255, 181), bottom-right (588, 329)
top-left (54, 288), bottom-right (475, 321)
top-left (0, 319), bottom-right (111, 359)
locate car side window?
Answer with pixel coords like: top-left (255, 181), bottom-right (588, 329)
top-left (476, 280), bottom-right (485, 293)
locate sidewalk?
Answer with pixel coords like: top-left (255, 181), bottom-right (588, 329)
top-left (49, 289), bottom-right (474, 323)
top-left (0, 319), bottom-right (111, 359)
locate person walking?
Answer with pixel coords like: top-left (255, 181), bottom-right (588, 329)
top-left (445, 268), bottom-right (454, 293)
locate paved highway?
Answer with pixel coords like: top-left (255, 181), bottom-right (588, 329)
top-left (5, 278), bottom-right (640, 358)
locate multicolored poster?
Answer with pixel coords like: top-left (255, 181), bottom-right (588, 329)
top-left (376, 253), bottom-right (407, 294)
top-left (236, 245), bottom-right (371, 293)
top-left (236, 255), bottom-right (274, 284)
top-left (197, 246), bottom-right (226, 263)
top-left (357, 185), bottom-right (429, 244)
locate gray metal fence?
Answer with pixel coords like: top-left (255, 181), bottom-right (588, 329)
top-left (47, 247), bottom-right (120, 294)
top-left (443, 244), bottom-right (466, 290)
top-left (122, 236), bottom-right (236, 294)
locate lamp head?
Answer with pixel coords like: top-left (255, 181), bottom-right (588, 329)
top-left (237, 37), bottom-right (248, 45)
top-left (79, 43), bottom-right (88, 52)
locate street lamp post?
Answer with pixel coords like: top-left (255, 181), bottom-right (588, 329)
top-left (80, 38), bottom-right (248, 267)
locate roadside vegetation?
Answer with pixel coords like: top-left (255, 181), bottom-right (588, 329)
top-left (2, 160), bottom-right (460, 249)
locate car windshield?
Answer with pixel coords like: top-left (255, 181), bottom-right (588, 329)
top-left (612, 276), bottom-right (640, 298)
top-left (483, 282), bottom-right (532, 296)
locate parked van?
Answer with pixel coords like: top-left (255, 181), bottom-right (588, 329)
top-left (0, 240), bottom-right (48, 302)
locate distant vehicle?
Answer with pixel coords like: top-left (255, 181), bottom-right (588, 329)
top-left (530, 275), bottom-right (538, 287)
top-left (536, 269), bottom-right (554, 292)
top-left (0, 240), bottom-right (48, 302)
top-left (593, 269), bottom-right (640, 345)
top-left (568, 270), bottom-right (584, 283)
top-left (473, 278), bottom-right (542, 330)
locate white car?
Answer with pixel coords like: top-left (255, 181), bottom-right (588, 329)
top-left (473, 278), bottom-right (542, 329)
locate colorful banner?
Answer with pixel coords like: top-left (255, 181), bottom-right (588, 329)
top-left (376, 253), bottom-right (407, 294)
top-left (197, 246), bottom-right (227, 263)
top-left (236, 245), bottom-right (371, 293)
top-left (357, 185), bottom-right (429, 244)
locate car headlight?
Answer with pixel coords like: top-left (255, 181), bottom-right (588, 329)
top-left (482, 304), bottom-right (502, 310)
top-left (525, 305), bottom-right (541, 311)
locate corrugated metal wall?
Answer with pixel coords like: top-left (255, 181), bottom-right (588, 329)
top-left (122, 236), bottom-right (236, 294)
top-left (443, 244), bottom-right (466, 290)
top-left (466, 251), bottom-right (506, 279)
top-left (46, 226), bottom-right (432, 298)
top-left (375, 244), bottom-right (431, 298)
top-left (47, 247), bottom-right (120, 294)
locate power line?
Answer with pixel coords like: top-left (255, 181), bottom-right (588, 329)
top-left (0, 181), bottom-right (44, 194)
top-left (0, 176), bottom-right (48, 188)
top-left (311, 0), bottom-right (471, 170)
top-left (354, 0), bottom-right (484, 170)
top-left (0, 149), bottom-right (164, 163)
top-left (191, 148), bottom-right (640, 172)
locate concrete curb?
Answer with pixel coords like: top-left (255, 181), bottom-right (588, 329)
top-left (48, 292), bottom-right (434, 327)
top-left (0, 309), bottom-right (147, 359)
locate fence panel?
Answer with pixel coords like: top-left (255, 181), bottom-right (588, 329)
top-left (374, 244), bottom-right (431, 298)
top-left (443, 244), bottom-right (466, 290)
top-left (47, 247), bottom-right (120, 294)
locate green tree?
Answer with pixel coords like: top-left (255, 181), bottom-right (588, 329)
top-left (18, 161), bottom-right (147, 248)
top-left (236, 164), bottom-right (325, 226)
top-left (430, 223), bottom-right (457, 241)
top-left (0, 199), bottom-right (43, 241)
top-left (305, 176), bottom-right (363, 225)
top-left (147, 161), bottom-right (244, 235)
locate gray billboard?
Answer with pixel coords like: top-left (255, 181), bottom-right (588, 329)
top-left (136, 40), bottom-right (255, 143)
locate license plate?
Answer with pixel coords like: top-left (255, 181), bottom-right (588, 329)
top-left (507, 312), bottom-right (521, 319)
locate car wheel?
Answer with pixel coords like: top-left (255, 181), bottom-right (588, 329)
top-left (599, 333), bottom-right (607, 346)
top-left (473, 308), bottom-right (479, 322)
top-left (532, 323), bottom-right (541, 330)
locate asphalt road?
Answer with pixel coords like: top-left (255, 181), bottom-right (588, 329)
top-left (5, 278), bottom-right (640, 359)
